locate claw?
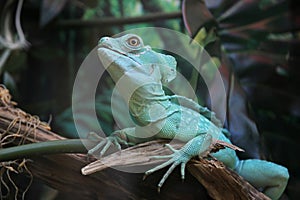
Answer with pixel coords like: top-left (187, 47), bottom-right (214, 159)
top-left (149, 155), bottom-right (173, 160)
top-left (99, 140), bottom-right (112, 157)
top-left (148, 144), bottom-right (177, 160)
top-left (157, 186), bottom-right (161, 193)
top-left (112, 139), bottom-right (122, 150)
top-left (144, 148), bottom-right (191, 191)
top-left (145, 159), bottom-right (174, 177)
top-left (165, 144), bottom-right (178, 153)
top-left (88, 139), bottom-right (106, 155)
top-left (116, 136), bottom-right (129, 146)
top-left (88, 134), bottom-right (125, 158)
top-left (157, 163), bottom-right (178, 189)
top-left (181, 162), bottom-right (186, 181)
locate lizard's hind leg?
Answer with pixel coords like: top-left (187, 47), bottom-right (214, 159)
top-left (212, 134), bottom-right (289, 199)
top-left (211, 134), bottom-right (240, 169)
top-left (144, 134), bottom-right (213, 191)
top-left (235, 159), bottom-right (289, 200)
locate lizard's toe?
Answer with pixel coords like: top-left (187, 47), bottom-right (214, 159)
top-left (88, 135), bottom-right (123, 158)
top-left (88, 139), bottom-right (106, 155)
top-left (144, 150), bottom-right (191, 191)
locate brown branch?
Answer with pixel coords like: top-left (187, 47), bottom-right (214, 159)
top-left (82, 140), bottom-right (270, 200)
top-left (57, 11), bottom-right (182, 28)
top-left (187, 160), bottom-right (271, 200)
top-left (0, 86), bottom-right (270, 199)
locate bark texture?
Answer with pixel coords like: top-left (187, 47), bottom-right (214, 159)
top-left (0, 86), bottom-right (269, 199)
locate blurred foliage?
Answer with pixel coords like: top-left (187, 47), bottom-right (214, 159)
top-left (183, 0), bottom-right (300, 199)
top-left (183, 0), bottom-right (262, 160)
top-left (0, 0), bottom-right (299, 199)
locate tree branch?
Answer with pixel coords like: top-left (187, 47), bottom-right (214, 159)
top-left (57, 11), bottom-right (182, 28)
top-left (0, 86), bottom-right (269, 199)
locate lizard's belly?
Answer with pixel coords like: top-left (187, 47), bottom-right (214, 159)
top-left (130, 100), bottom-right (179, 126)
top-left (155, 106), bottom-right (222, 142)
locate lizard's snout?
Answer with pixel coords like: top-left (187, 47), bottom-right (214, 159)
top-left (99, 37), bottom-right (110, 45)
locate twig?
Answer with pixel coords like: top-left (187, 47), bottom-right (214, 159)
top-left (57, 11), bottom-right (182, 28)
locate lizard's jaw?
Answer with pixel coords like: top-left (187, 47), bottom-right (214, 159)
top-left (98, 47), bottom-right (121, 69)
top-left (98, 47), bottom-right (141, 68)
top-left (98, 47), bottom-right (142, 82)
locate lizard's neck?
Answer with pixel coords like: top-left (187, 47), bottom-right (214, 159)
top-left (127, 84), bottom-right (178, 125)
top-left (112, 63), bottom-right (179, 125)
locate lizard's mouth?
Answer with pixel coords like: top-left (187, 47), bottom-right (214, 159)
top-left (98, 45), bottom-right (142, 66)
top-left (98, 44), bottom-right (127, 56)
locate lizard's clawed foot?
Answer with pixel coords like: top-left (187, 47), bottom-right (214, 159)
top-left (88, 134), bottom-right (128, 158)
top-left (144, 144), bottom-right (191, 192)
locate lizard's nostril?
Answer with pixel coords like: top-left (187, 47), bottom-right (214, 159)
top-left (99, 37), bottom-right (109, 44)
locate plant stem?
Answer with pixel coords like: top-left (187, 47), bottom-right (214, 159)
top-left (0, 139), bottom-right (94, 162)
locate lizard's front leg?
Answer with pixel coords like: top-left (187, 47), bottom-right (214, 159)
top-left (144, 133), bottom-right (213, 191)
top-left (88, 127), bottom-right (135, 158)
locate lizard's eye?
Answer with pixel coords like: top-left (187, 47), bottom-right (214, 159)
top-left (127, 37), bottom-right (140, 47)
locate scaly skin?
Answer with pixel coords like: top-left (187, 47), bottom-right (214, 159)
top-left (89, 34), bottom-right (289, 199)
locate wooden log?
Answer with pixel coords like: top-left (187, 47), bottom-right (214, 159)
top-left (0, 86), bottom-right (270, 199)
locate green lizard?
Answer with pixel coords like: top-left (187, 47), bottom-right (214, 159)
top-left (88, 34), bottom-right (289, 199)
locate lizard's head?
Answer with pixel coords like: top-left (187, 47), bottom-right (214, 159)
top-left (98, 34), bottom-right (145, 56)
top-left (98, 34), bottom-right (177, 84)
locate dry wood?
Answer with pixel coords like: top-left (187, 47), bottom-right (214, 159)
top-left (0, 86), bottom-right (270, 199)
top-left (187, 160), bottom-right (271, 200)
